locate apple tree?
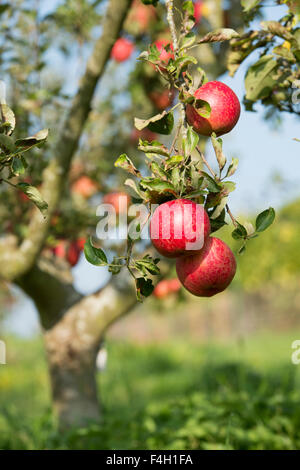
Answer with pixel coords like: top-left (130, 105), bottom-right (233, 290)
top-left (0, 0), bottom-right (293, 430)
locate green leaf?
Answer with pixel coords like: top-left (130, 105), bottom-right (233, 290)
top-left (183, 126), bottom-right (199, 157)
top-left (255, 207), bottom-right (275, 232)
top-left (136, 277), bottom-right (154, 301)
top-left (201, 171), bottom-right (222, 193)
top-left (138, 141), bottom-right (170, 157)
top-left (0, 104), bottom-right (16, 135)
top-left (150, 161), bottom-right (168, 179)
top-left (245, 55), bottom-right (278, 101)
top-left (210, 209), bottom-right (227, 233)
top-left (273, 45), bottom-right (296, 62)
top-left (140, 178), bottom-right (176, 196)
top-left (211, 197), bottom-right (228, 220)
top-left (115, 154), bottom-right (141, 177)
top-left (165, 155), bottom-right (184, 168)
top-left (222, 181), bottom-right (236, 194)
top-left (17, 183), bottom-right (48, 217)
top-left (198, 28), bottom-right (239, 44)
top-left (174, 56), bottom-right (197, 76)
top-left (84, 237), bottom-right (107, 266)
top-left (171, 167), bottom-right (181, 192)
top-left (135, 111), bottom-right (174, 135)
top-left (180, 32), bottom-right (196, 50)
top-left (238, 243), bottom-right (247, 255)
top-left (11, 157), bottom-right (26, 176)
top-left (135, 256), bottom-right (160, 276)
top-left (211, 133), bottom-right (226, 171)
top-left (226, 158), bottom-right (239, 178)
top-left (182, 0), bottom-right (194, 16)
top-left (232, 222), bottom-right (248, 240)
top-left (108, 256), bottom-right (123, 274)
top-left (241, 0), bottom-right (262, 12)
top-left (261, 21), bottom-right (295, 42)
top-left (15, 128), bottom-right (49, 149)
top-left (125, 178), bottom-right (146, 200)
top-left (148, 112), bottom-right (174, 135)
top-left (0, 134), bottom-right (16, 154)
top-left (194, 99), bottom-right (211, 119)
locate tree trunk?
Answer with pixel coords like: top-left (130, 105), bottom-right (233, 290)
top-left (44, 325), bottom-right (101, 428)
top-left (17, 263), bottom-right (137, 429)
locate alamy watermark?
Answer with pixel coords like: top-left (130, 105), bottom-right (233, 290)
top-left (95, 198), bottom-right (206, 251)
top-left (0, 340), bottom-right (6, 365)
top-left (291, 340), bottom-right (300, 365)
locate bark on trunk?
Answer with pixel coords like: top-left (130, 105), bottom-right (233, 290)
top-left (17, 264), bottom-right (137, 429)
top-left (45, 326), bottom-right (100, 428)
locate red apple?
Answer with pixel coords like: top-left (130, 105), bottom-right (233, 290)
top-left (153, 280), bottom-right (170, 299)
top-left (150, 199), bottom-right (211, 258)
top-left (153, 278), bottom-right (181, 299)
top-left (168, 278), bottom-right (181, 293)
top-left (149, 88), bottom-right (175, 111)
top-left (102, 192), bottom-right (131, 215)
top-left (125, 0), bottom-right (156, 35)
top-left (67, 240), bottom-right (81, 267)
top-left (194, 1), bottom-right (203, 23)
top-left (71, 176), bottom-right (98, 199)
top-left (176, 237), bottom-right (236, 297)
top-left (186, 81), bottom-right (241, 136)
top-left (53, 240), bottom-right (67, 259)
top-left (76, 237), bottom-right (86, 251)
top-left (111, 38), bottom-right (134, 63)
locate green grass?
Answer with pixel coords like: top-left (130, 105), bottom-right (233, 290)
top-left (1, 331), bottom-right (300, 449)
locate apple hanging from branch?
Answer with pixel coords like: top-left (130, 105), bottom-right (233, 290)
top-left (84, 0), bottom-right (275, 302)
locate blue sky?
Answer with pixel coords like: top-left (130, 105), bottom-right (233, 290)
top-left (3, 0), bottom-right (300, 336)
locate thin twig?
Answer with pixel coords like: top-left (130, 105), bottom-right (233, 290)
top-left (226, 204), bottom-right (238, 228)
top-left (196, 146), bottom-right (217, 179)
top-left (166, 0), bottom-right (178, 51)
top-left (170, 121), bottom-right (181, 154)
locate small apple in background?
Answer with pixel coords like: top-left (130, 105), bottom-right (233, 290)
top-left (150, 199), bottom-right (211, 258)
top-left (168, 278), bottom-right (181, 293)
top-left (102, 192), bottom-right (131, 215)
top-left (52, 238), bottom-right (85, 267)
top-left (186, 81), bottom-right (240, 136)
top-left (67, 240), bottom-right (81, 267)
top-left (125, 0), bottom-right (156, 35)
top-left (130, 128), bottom-right (157, 143)
top-left (76, 237), bottom-right (86, 251)
top-left (176, 237), bottom-right (237, 297)
top-left (153, 280), bottom-right (170, 299)
top-left (52, 240), bottom-right (67, 259)
top-left (111, 38), bottom-right (134, 63)
top-left (153, 278), bottom-right (181, 299)
top-left (71, 175), bottom-right (98, 199)
top-left (193, 1), bottom-right (203, 23)
top-left (149, 88), bottom-right (175, 111)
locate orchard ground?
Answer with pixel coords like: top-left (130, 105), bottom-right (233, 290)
top-left (1, 329), bottom-right (300, 450)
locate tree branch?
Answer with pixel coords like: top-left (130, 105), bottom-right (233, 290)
top-left (43, 272), bottom-right (138, 351)
top-left (0, 0), bottom-right (132, 281)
